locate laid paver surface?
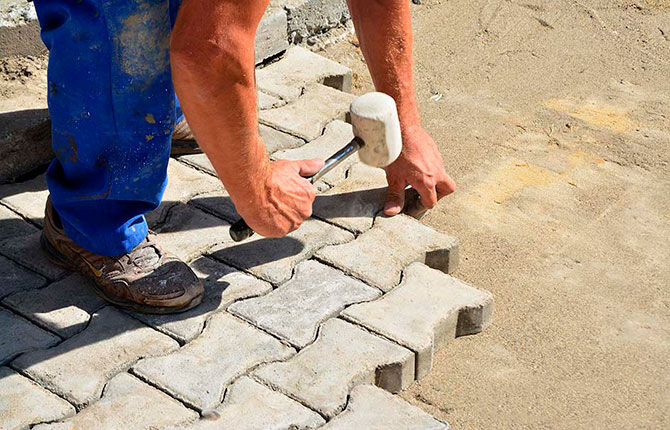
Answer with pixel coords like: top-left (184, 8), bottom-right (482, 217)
top-left (0, 48), bottom-right (492, 429)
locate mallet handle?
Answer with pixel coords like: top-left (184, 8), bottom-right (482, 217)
top-left (229, 137), bottom-right (364, 242)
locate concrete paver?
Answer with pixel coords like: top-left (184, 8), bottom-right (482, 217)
top-left (230, 260), bottom-right (380, 348)
top-left (0, 231), bottom-right (69, 280)
top-left (166, 376), bottom-right (325, 430)
top-left (274, 0), bottom-right (349, 44)
top-left (12, 306), bottom-right (179, 408)
top-left (0, 203), bottom-right (37, 241)
top-left (0, 307), bottom-right (58, 364)
top-left (3, 273), bottom-right (105, 338)
top-left (342, 262), bottom-right (493, 378)
top-left (32, 373), bottom-right (197, 430)
top-left (255, 7), bottom-right (288, 64)
top-left (0, 173), bottom-right (48, 225)
top-left (0, 254), bottom-right (46, 299)
top-left (253, 318), bottom-right (414, 418)
top-left (0, 367), bottom-right (75, 430)
top-left (316, 215), bottom-right (459, 291)
top-left (132, 312), bottom-right (295, 410)
top-left (130, 257), bottom-right (272, 344)
top-left (321, 385), bottom-right (448, 430)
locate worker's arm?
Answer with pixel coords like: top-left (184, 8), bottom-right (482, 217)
top-left (346, 0), bottom-right (456, 215)
top-left (170, 0), bottom-right (322, 237)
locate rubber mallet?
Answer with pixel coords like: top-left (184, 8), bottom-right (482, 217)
top-left (229, 91), bottom-right (403, 242)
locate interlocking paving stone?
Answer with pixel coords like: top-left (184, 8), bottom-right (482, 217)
top-left (0, 307), bottom-right (58, 364)
top-left (272, 120), bottom-right (357, 190)
top-left (190, 190), bottom-right (238, 223)
top-left (342, 262), bottom-right (494, 379)
top-left (155, 204), bottom-right (231, 262)
top-left (230, 260), bottom-right (380, 348)
top-left (255, 6), bottom-right (288, 64)
top-left (258, 90), bottom-right (285, 110)
top-left (0, 173), bottom-right (48, 226)
top-left (209, 218), bottom-right (354, 285)
top-left (0, 203), bottom-right (38, 241)
top-left (133, 312), bottom-right (295, 410)
top-left (259, 84), bottom-right (355, 141)
top-left (312, 163), bottom-right (388, 233)
top-left (274, 0), bottom-right (350, 44)
top-left (320, 385), bottom-right (448, 430)
top-left (256, 46), bottom-right (352, 101)
top-left (12, 306), bottom-right (179, 408)
top-left (146, 159), bottom-right (221, 227)
top-left (165, 376), bottom-right (325, 430)
top-left (0, 367), bottom-right (75, 429)
top-left (130, 257), bottom-right (272, 344)
top-left (0, 231), bottom-right (68, 280)
top-left (3, 273), bottom-right (106, 338)
top-left (0, 254), bottom-right (46, 299)
top-left (252, 318), bottom-right (414, 418)
top-left (32, 373), bottom-right (197, 430)
top-left (316, 215), bottom-right (459, 292)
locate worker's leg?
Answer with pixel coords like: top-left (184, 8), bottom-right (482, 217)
top-left (34, 0), bottom-right (174, 256)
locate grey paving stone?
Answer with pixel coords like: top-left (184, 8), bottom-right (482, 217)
top-left (259, 84), bottom-right (355, 141)
top-left (0, 307), bottom-right (58, 365)
top-left (256, 46), bottom-right (352, 101)
top-left (273, 0), bottom-right (349, 44)
top-left (12, 306), bottom-right (179, 408)
top-left (255, 7), bottom-right (288, 64)
top-left (209, 218), bottom-right (353, 285)
top-left (258, 90), bottom-right (285, 110)
top-left (0, 203), bottom-right (38, 241)
top-left (316, 215), bottom-right (459, 292)
top-left (272, 120), bottom-right (357, 190)
top-left (146, 159), bottom-right (221, 227)
top-left (0, 366), bottom-right (75, 430)
top-left (3, 273), bottom-right (106, 338)
top-left (312, 163), bottom-right (388, 233)
top-left (32, 373), bottom-right (197, 430)
top-left (342, 262), bottom-right (494, 379)
top-left (230, 260), bottom-right (379, 348)
top-left (252, 318), bottom-right (414, 418)
top-left (0, 254), bottom-right (46, 299)
top-left (132, 312), bottom-right (295, 411)
top-left (130, 257), bottom-right (272, 344)
top-left (0, 231), bottom-right (68, 281)
top-left (261, 123), bottom-right (306, 155)
top-left (0, 173), bottom-right (48, 225)
top-left (155, 204), bottom-right (231, 262)
top-left (190, 190), bottom-right (238, 223)
top-left (166, 376), bottom-right (324, 430)
top-left (321, 385), bottom-right (448, 430)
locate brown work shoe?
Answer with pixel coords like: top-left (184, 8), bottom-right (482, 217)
top-left (40, 199), bottom-right (204, 314)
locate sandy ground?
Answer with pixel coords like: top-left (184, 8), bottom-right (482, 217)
top-left (321, 0), bottom-right (669, 428)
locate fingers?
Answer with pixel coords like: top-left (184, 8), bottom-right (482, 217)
top-left (384, 176), bottom-right (406, 216)
top-left (436, 175), bottom-right (456, 199)
top-left (296, 158), bottom-right (325, 177)
top-left (416, 183), bottom-right (438, 209)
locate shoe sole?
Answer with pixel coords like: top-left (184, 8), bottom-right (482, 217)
top-left (40, 233), bottom-right (203, 315)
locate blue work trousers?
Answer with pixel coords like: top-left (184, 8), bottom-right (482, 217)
top-left (33, 0), bottom-right (185, 256)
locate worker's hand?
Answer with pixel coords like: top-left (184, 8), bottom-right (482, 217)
top-left (384, 125), bottom-right (456, 216)
top-left (237, 158), bottom-right (324, 238)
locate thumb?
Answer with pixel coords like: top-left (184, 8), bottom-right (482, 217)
top-left (296, 158), bottom-right (324, 177)
top-left (384, 176), bottom-right (406, 216)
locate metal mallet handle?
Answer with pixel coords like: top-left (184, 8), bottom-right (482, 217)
top-left (229, 137), bottom-right (363, 242)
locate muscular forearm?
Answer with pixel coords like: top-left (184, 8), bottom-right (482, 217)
top-left (347, 0), bottom-right (421, 131)
top-left (170, 0), bottom-right (270, 206)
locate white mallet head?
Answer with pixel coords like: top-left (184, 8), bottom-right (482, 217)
top-left (349, 92), bottom-right (402, 168)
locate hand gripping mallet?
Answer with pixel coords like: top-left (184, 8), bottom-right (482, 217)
top-left (229, 91), bottom-right (403, 242)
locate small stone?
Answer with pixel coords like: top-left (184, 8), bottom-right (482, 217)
top-left (0, 204), bottom-right (38, 241)
top-left (230, 260), bottom-right (380, 348)
top-left (253, 318), bottom-right (414, 418)
top-left (155, 204), bottom-right (231, 262)
top-left (321, 385), bottom-right (448, 430)
top-left (130, 257), bottom-right (272, 343)
top-left (316, 215), bottom-right (459, 292)
top-left (259, 84), bottom-right (355, 141)
top-left (0, 254), bottom-right (46, 299)
top-left (0, 367), bottom-right (75, 430)
top-left (343, 262), bottom-right (493, 378)
top-left (0, 307), bottom-right (59, 364)
top-left (3, 273), bottom-right (106, 338)
top-left (133, 312), bottom-right (295, 410)
top-left (0, 231), bottom-right (68, 280)
top-left (165, 377), bottom-right (325, 430)
top-left (209, 218), bottom-right (353, 285)
top-left (32, 373), bottom-right (197, 430)
top-left (12, 306), bottom-right (179, 408)
top-left (0, 173), bottom-right (48, 226)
